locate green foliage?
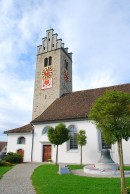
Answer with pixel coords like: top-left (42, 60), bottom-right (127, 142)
top-left (5, 152), bottom-right (22, 164)
top-left (77, 130), bottom-right (87, 165)
top-left (0, 160), bottom-right (5, 166)
top-left (88, 90), bottom-right (130, 144)
top-left (68, 165), bottom-right (84, 170)
top-left (48, 123), bottom-right (69, 164)
top-left (48, 123), bottom-right (69, 145)
top-left (89, 90), bottom-right (130, 194)
top-left (77, 130), bottom-right (87, 146)
top-left (125, 185), bottom-right (130, 192)
top-left (32, 164), bottom-right (130, 194)
top-left (0, 160), bottom-right (12, 166)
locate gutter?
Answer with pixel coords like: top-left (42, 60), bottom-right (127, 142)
top-left (31, 124), bottom-right (34, 162)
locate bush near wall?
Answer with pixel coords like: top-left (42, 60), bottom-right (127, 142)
top-left (0, 160), bottom-right (12, 166)
top-left (4, 152), bottom-right (22, 164)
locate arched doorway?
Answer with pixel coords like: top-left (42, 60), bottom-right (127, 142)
top-left (17, 149), bottom-right (24, 162)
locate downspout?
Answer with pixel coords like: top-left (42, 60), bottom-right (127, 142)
top-left (31, 124), bottom-right (34, 162)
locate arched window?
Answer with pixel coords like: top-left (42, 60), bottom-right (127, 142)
top-left (68, 125), bottom-right (78, 150)
top-left (17, 137), bottom-right (25, 144)
top-left (42, 126), bottom-right (50, 135)
top-left (49, 56), bottom-right (52, 66)
top-left (44, 58), bottom-right (48, 67)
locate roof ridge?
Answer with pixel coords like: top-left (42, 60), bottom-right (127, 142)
top-left (71, 83), bottom-right (130, 94)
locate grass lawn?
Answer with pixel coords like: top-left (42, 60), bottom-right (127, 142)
top-left (0, 166), bottom-right (13, 179)
top-left (32, 164), bottom-right (130, 194)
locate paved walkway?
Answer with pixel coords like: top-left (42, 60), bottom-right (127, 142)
top-left (0, 163), bottom-right (40, 194)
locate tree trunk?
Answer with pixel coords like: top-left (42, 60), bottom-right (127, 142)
top-left (80, 145), bottom-right (82, 165)
top-left (56, 145), bottom-right (58, 165)
top-left (117, 139), bottom-right (125, 194)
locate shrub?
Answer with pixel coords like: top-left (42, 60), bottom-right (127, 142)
top-left (3, 161), bottom-right (12, 166)
top-left (5, 152), bottom-right (22, 164)
top-left (126, 186), bottom-right (130, 194)
top-left (0, 160), bottom-right (5, 166)
top-left (0, 160), bottom-right (12, 166)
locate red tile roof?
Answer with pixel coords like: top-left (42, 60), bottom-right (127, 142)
top-left (31, 83), bottom-right (130, 123)
top-left (4, 124), bottom-right (32, 134)
top-left (5, 83), bottom-right (130, 133)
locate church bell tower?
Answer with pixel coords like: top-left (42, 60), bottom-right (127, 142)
top-left (32, 29), bottom-right (72, 120)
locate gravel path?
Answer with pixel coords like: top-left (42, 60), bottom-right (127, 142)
top-left (0, 163), bottom-right (40, 194)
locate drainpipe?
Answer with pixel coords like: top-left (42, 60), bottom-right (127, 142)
top-left (31, 124), bottom-right (34, 162)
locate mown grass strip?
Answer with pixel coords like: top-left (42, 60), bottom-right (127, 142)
top-left (32, 164), bottom-right (130, 194)
top-left (0, 166), bottom-right (13, 179)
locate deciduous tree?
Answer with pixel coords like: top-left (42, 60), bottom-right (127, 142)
top-left (88, 90), bottom-right (130, 194)
top-left (48, 123), bottom-right (69, 165)
top-left (77, 130), bottom-right (87, 165)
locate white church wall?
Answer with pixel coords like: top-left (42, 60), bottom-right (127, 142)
top-left (33, 120), bottom-right (101, 164)
top-left (33, 120), bottom-right (130, 164)
top-left (32, 123), bottom-right (55, 162)
top-left (112, 140), bottom-right (130, 165)
top-left (7, 133), bottom-right (32, 162)
top-left (7, 121), bottom-right (130, 164)
top-left (59, 120), bottom-right (101, 164)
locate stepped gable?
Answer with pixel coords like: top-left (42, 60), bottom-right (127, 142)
top-left (4, 124), bottom-right (32, 134)
top-left (31, 83), bottom-right (130, 123)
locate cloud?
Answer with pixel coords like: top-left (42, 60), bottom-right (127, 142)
top-left (0, 0), bottom-right (130, 141)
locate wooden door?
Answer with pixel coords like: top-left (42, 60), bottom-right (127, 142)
top-left (17, 149), bottom-right (24, 162)
top-left (43, 145), bottom-right (51, 162)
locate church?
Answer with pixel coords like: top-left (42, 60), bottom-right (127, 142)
top-left (5, 29), bottom-right (130, 164)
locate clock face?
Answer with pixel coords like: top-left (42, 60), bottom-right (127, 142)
top-left (41, 66), bottom-right (53, 79)
top-left (41, 66), bottom-right (53, 90)
top-left (64, 69), bottom-right (69, 81)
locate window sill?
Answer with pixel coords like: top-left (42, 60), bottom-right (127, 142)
top-left (67, 149), bottom-right (79, 153)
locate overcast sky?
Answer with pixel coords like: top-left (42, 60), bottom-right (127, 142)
top-left (0, 0), bottom-right (130, 141)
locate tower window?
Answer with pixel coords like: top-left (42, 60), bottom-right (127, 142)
top-left (65, 60), bottom-right (68, 70)
top-left (48, 38), bottom-right (50, 41)
top-left (53, 44), bottom-right (54, 47)
top-left (44, 47), bottom-right (46, 50)
top-left (49, 56), bottom-right (52, 66)
top-left (44, 58), bottom-right (48, 67)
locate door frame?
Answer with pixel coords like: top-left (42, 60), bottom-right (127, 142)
top-left (42, 144), bottom-right (52, 162)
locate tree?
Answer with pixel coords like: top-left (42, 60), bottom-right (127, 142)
top-left (48, 123), bottom-right (69, 165)
top-left (88, 90), bottom-right (130, 194)
top-left (77, 130), bottom-right (87, 165)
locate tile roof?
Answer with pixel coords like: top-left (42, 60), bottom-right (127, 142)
top-left (4, 124), bottom-right (32, 134)
top-left (31, 83), bottom-right (130, 123)
top-left (5, 83), bottom-right (130, 133)
top-left (0, 142), bottom-right (7, 151)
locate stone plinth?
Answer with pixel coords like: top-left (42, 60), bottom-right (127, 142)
top-left (95, 163), bottom-right (118, 170)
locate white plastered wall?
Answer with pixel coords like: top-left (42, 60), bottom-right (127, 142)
top-left (7, 120), bottom-right (130, 164)
top-left (33, 120), bottom-right (102, 164)
top-left (33, 120), bottom-right (130, 164)
top-left (7, 133), bottom-right (32, 162)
